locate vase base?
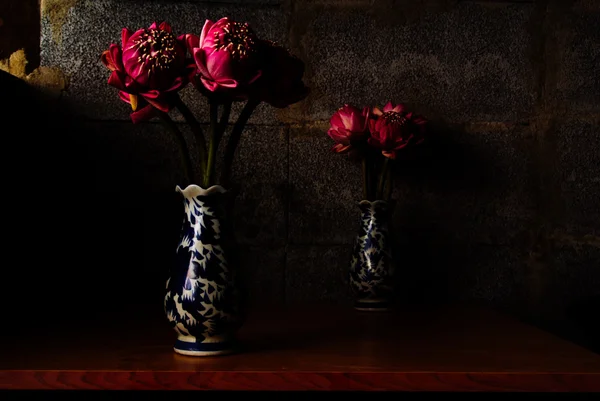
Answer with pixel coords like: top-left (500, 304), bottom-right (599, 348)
top-left (354, 299), bottom-right (392, 311)
top-left (173, 338), bottom-right (237, 357)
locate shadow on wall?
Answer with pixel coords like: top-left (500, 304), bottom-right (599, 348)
top-left (0, 70), bottom-right (180, 331)
top-left (386, 119), bottom-right (600, 354)
top-left (388, 119), bottom-right (512, 304)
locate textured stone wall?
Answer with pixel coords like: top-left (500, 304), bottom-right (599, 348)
top-left (1, 1), bottom-right (598, 345)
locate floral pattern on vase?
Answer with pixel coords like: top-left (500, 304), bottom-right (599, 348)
top-left (349, 200), bottom-right (395, 311)
top-left (164, 184), bottom-right (243, 356)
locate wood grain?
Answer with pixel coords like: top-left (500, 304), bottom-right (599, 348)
top-left (1, 304), bottom-right (599, 391)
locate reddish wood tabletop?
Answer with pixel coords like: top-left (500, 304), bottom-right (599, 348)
top-left (1, 303), bottom-right (599, 391)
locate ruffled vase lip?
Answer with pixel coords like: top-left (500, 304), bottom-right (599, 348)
top-left (358, 199), bottom-right (389, 207)
top-left (175, 184), bottom-right (227, 198)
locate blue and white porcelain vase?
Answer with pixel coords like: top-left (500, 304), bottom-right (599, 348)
top-left (164, 184), bottom-right (244, 356)
top-left (349, 200), bottom-right (395, 311)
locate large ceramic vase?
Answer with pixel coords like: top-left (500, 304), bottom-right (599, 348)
top-left (349, 200), bottom-right (395, 311)
top-left (164, 184), bottom-right (243, 356)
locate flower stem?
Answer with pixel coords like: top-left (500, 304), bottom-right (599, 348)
top-left (158, 111), bottom-right (194, 186)
top-left (220, 99), bottom-right (259, 188)
top-left (219, 101), bottom-right (232, 136)
top-left (175, 96), bottom-right (206, 183)
top-left (365, 148), bottom-right (375, 201)
top-left (203, 99), bottom-right (220, 188)
top-left (377, 157), bottom-right (390, 200)
top-left (362, 156), bottom-right (368, 201)
top-left (384, 164), bottom-right (394, 201)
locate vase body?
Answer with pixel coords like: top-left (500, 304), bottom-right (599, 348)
top-left (164, 184), bottom-right (243, 356)
top-left (349, 200), bottom-right (395, 311)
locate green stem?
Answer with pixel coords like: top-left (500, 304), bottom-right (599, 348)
top-left (377, 157), bottom-right (390, 200)
top-left (219, 101), bottom-right (232, 136)
top-left (175, 96), bottom-right (206, 183)
top-left (370, 151), bottom-right (378, 201)
top-left (158, 111), bottom-right (194, 186)
top-left (384, 164), bottom-right (394, 201)
top-left (220, 99), bottom-right (260, 188)
top-left (362, 156), bottom-right (368, 201)
top-left (203, 100), bottom-right (220, 188)
top-left (365, 148), bottom-right (374, 201)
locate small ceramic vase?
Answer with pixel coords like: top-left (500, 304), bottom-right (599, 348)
top-left (349, 200), bottom-right (395, 311)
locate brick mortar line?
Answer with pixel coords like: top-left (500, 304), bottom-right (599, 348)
top-left (79, 119), bottom-right (289, 127)
top-left (66, 116), bottom-right (600, 127)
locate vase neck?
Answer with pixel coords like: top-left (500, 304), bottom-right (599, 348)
top-left (358, 200), bottom-right (391, 231)
top-left (358, 199), bottom-right (390, 215)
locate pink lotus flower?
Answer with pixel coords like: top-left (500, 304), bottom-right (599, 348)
top-left (101, 22), bottom-right (195, 123)
top-left (327, 104), bottom-right (370, 153)
top-left (368, 102), bottom-right (426, 159)
top-left (254, 40), bottom-right (309, 108)
top-left (186, 17), bottom-right (262, 96)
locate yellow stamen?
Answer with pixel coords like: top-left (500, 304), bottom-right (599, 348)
top-left (129, 94), bottom-right (138, 111)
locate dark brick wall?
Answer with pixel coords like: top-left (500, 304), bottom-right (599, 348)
top-left (1, 0), bottom-right (598, 350)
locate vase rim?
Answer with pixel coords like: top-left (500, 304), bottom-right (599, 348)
top-left (358, 199), bottom-right (389, 206)
top-left (175, 184), bottom-right (227, 198)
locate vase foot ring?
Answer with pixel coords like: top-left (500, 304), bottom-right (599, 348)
top-left (174, 339), bottom-right (237, 357)
top-left (354, 299), bottom-right (392, 312)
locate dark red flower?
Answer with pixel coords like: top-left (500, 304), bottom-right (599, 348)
top-left (101, 22), bottom-right (196, 122)
top-left (368, 102), bottom-right (426, 159)
top-left (186, 17), bottom-right (262, 98)
top-left (327, 104), bottom-right (370, 153)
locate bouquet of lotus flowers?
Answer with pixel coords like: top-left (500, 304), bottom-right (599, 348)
top-left (327, 102), bottom-right (427, 202)
top-left (101, 19), bottom-right (308, 188)
top-left (327, 102), bottom-right (427, 311)
top-left (101, 19), bottom-right (308, 357)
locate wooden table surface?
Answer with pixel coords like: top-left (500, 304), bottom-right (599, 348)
top-left (1, 303), bottom-right (599, 391)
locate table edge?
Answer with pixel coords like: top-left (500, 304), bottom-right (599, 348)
top-left (1, 370), bottom-right (599, 392)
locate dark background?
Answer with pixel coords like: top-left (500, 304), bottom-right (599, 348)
top-left (0, 0), bottom-right (598, 353)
